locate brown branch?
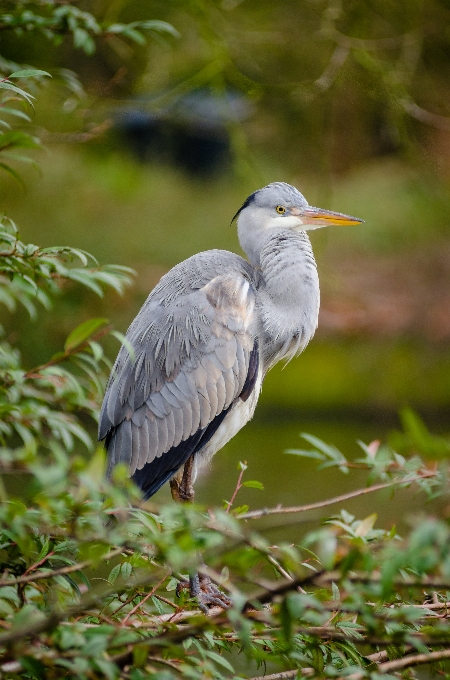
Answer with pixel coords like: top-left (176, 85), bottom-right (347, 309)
top-left (249, 651), bottom-right (392, 680)
top-left (225, 461), bottom-right (247, 514)
top-left (401, 98), bottom-right (450, 132)
top-left (378, 648), bottom-right (450, 673)
top-left (317, 571), bottom-right (450, 590)
top-left (39, 119), bottom-right (113, 144)
top-left (314, 44), bottom-right (349, 91)
top-left (344, 647), bottom-right (450, 679)
top-left (24, 324), bottom-right (112, 377)
top-left (238, 471), bottom-right (435, 520)
top-left (0, 547), bottom-right (124, 588)
top-left (249, 671), bottom-right (303, 680)
top-left (121, 571), bottom-right (171, 625)
top-left (327, 27), bottom-right (416, 51)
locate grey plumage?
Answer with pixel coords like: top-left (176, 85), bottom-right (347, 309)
top-left (99, 182), bottom-right (362, 499)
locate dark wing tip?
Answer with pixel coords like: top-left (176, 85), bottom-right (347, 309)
top-left (239, 339), bottom-right (259, 402)
top-left (131, 404), bottom-right (232, 500)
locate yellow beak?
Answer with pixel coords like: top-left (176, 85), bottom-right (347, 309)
top-left (299, 206), bottom-right (364, 227)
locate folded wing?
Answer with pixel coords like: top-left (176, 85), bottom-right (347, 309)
top-left (99, 272), bottom-right (257, 499)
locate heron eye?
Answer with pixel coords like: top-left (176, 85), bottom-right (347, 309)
top-left (276, 205), bottom-right (286, 214)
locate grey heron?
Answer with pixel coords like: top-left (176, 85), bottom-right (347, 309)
top-left (99, 182), bottom-right (362, 605)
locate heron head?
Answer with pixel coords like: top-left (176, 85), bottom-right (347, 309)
top-left (233, 182), bottom-right (363, 233)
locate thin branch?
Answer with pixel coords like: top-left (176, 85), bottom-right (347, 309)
top-left (317, 571), bottom-right (450, 590)
top-left (249, 651), bottom-right (391, 680)
top-left (378, 648), bottom-right (450, 673)
top-left (0, 547), bottom-right (124, 588)
top-left (401, 98), bottom-right (450, 131)
top-left (39, 119), bottom-right (112, 144)
top-left (266, 554), bottom-right (293, 582)
top-left (249, 671), bottom-right (302, 680)
top-left (238, 471), bottom-right (435, 520)
top-left (344, 647), bottom-right (450, 679)
top-left (121, 571), bottom-right (170, 625)
top-left (225, 461), bottom-right (247, 514)
top-left (24, 324), bottom-right (112, 377)
top-left (327, 27), bottom-right (416, 51)
top-left (153, 593), bottom-right (178, 610)
top-left (314, 44), bottom-right (349, 91)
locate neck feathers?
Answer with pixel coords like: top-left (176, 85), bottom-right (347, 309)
top-left (256, 230), bottom-right (320, 368)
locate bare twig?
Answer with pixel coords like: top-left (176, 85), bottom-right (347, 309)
top-left (0, 546), bottom-right (124, 588)
top-left (314, 44), bottom-right (349, 91)
top-left (378, 648), bottom-right (450, 673)
top-left (225, 461), bottom-right (247, 514)
top-left (121, 571), bottom-right (170, 625)
top-left (343, 647), bottom-right (450, 679)
top-left (249, 671), bottom-right (304, 680)
top-left (238, 472), bottom-right (435, 520)
top-left (248, 650), bottom-right (391, 680)
top-left (266, 554), bottom-right (293, 582)
top-left (39, 119), bottom-right (113, 144)
top-left (401, 98), bottom-right (450, 131)
top-left (24, 324), bottom-right (112, 378)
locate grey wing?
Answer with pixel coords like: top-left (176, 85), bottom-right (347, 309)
top-left (99, 272), bottom-right (257, 499)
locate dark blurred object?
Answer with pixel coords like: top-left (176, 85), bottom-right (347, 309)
top-left (114, 90), bottom-right (251, 176)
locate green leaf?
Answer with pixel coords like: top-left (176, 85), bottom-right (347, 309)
top-left (121, 562), bottom-right (132, 579)
top-left (0, 130), bottom-right (40, 150)
top-left (18, 657), bottom-right (46, 679)
top-left (285, 448), bottom-right (325, 460)
top-left (242, 480), bottom-right (264, 490)
top-left (108, 564), bottom-right (121, 584)
top-left (9, 70), bottom-right (51, 79)
top-left (204, 650), bottom-right (235, 672)
top-left (0, 107), bottom-right (32, 122)
top-left (355, 513), bottom-right (378, 537)
top-left (64, 318), bottom-right (108, 352)
top-left (0, 161), bottom-right (26, 189)
top-left (0, 81), bottom-right (35, 104)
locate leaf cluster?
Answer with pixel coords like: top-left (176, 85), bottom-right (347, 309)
top-left (0, 3), bottom-right (178, 56)
top-left (1, 13), bottom-right (450, 680)
top-left (1, 431), bottom-right (450, 680)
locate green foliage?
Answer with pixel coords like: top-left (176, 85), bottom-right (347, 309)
top-left (1, 415), bottom-right (450, 678)
top-left (1, 5), bottom-right (450, 680)
top-left (390, 407), bottom-right (450, 459)
top-left (0, 2), bottom-right (178, 56)
top-left (0, 215), bottom-right (133, 459)
top-left (0, 69), bottom-right (49, 185)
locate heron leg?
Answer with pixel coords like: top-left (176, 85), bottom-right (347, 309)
top-left (170, 454), bottom-right (195, 503)
top-left (191, 572), bottom-right (232, 610)
top-left (172, 456), bottom-right (231, 610)
top-left (176, 571), bottom-right (232, 613)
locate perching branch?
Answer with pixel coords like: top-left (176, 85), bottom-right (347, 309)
top-left (237, 471), bottom-right (435, 520)
top-left (343, 647), bottom-right (450, 679)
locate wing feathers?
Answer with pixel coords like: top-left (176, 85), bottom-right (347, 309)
top-left (172, 408), bottom-right (184, 448)
top-left (130, 423), bottom-right (141, 476)
top-left (101, 269), bottom-right (258, 498)
top-left (157, 416), bottom-right (168, 457)
top-left (138, 418), bottom-right (151, 469)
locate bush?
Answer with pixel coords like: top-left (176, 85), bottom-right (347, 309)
top-left (2, 9), bottom-right (450, 679)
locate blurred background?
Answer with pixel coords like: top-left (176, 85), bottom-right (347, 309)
top-left (0, 0), bottom-right (449, 525)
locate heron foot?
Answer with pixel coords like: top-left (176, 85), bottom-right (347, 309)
top-left (176, 573), bottom-right (231, 612)
top-left (170, 455), bottom-right (195, 503)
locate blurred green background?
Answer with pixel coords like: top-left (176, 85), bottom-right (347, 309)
top-left (1, 0), bottom-right (449, 515)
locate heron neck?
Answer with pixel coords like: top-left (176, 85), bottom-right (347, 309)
top-left (255, 229), bottom-right (320, 367)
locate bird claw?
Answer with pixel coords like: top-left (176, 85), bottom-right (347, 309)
top-left (176, 573), bottom-right (231, 612)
